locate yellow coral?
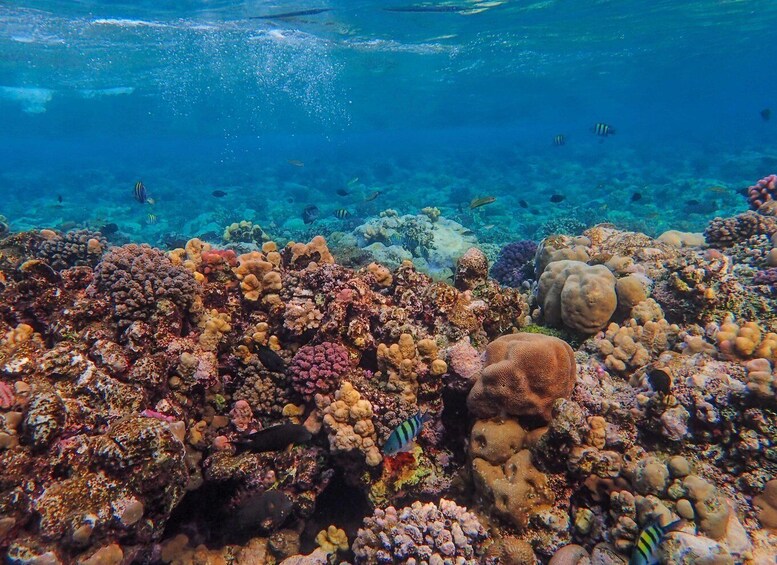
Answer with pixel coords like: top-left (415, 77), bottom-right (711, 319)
top-left (198, 309), bottom-right (231, 351)
top-left (318, 382), bottom-right (381, 467)
top-left (714, 316), bottom-right (777, 363)
top-left (315, 525), bottom-right (348, 554)
top-left (366, 262), bottom-right (393, 287)
top-left (287, 235), bottom-right (334, 268)
top-left (377, 333), bottom-right (447, 404)
top-left (2, 323), bottom-right (35, 348)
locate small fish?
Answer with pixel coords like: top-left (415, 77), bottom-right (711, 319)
top-left (761, 108), bottom-right (771, 121)
top-left (233, 423), bottom-right (312, 453)
top-left (146, 197), bottom-right (156, 205)
top-left (631, 192), bottom-right (642, 202)
top-left (334, 208), bottom-right (351, 219)
top-left (483, 224), bottom-right (495, 230)
top-left (348, 177), bottom-right (360, 185)
top-left (518, 199), bottom-right (528, 208)
top-left (250, 8), bottom-right (331, 20)
top-left (302, 205), bottom-right (320, 224)
top-left (100, 223), bottom-right (119, 235)
top-left (593, 123), bottom-right (615, 136)
top-left (57, 195), bottom-right (63, 203)
top-left (470, 196), bottom-right (496, 209)
top-left (257, 344), bottom-right (286, 372)
top-left (146, 213), bottom-right (157, 224)
top-left (228, 490), bottom-right (293, 536)
top-left (553, 134), bottom-right (566, 146)
top-left (134, 181), bottom-right (147, 203)
top-left (212, 190), bottom-right (227, 198)
top-left (288, 159), bottom-right (305, 167)
top-left (707, 186), bottom-right (727, 194)
top-left (336, 188), bottom-right (350, 196)
top-left (364, 190), bottom-right (382, 201)
top-left (630, 519), bottom-right (683, 565)
top-left (647, 368), bottom-right (672, 396)
top-left (550, 194), bottom-right (565, 203)
top-left (383, 412), bottom-right (432, 455)
top-left (385, 5), bottom-right (467, 12)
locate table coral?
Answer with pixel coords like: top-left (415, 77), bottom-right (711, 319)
top-left (351, 499), bottom-right (488, 564)
top-left (467, 333), bottom-right (576, 421)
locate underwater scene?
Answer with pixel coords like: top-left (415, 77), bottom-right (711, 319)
top-left (1, 0), bottom-right (777, 563)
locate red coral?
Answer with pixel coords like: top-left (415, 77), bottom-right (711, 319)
top-left (288, 341), bottom-right (351, 398)
top-left (0, 381), bottom-right (14, 409)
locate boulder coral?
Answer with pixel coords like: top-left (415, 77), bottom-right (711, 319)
top-left (537, 260), bottom-right (618, 334)
top-left (467, 333), bottom-right (576, 421)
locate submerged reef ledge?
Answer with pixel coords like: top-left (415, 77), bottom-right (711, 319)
top-left (0, 195), bottom-right (776, 564)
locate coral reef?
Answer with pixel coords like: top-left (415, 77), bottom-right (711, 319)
top-left (490, 240), bottom-right (538, 288)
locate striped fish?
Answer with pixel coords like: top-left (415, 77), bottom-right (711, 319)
top-left (553, 134), bottom-right (565, 146)
top-left (383, 412), bottom-right (431, 455)
top-left (134, 181), bottom-right (147, 203)
top-left (334, 208), bottom-right (351, 219)
top-left (630, 519), bottom-right (682, 565)
top-left (593, 122), bottom-right (615, 136)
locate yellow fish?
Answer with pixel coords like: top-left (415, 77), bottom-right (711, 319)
top-left (469, 196), bottom-right (496, 209)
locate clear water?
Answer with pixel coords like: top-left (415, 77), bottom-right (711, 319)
top-left (2, 0), bottom-right (777, 246)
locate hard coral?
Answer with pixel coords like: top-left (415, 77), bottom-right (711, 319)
top-left (377, 333), bottom-right (447, 405)
top-left (35, 228), bottom-right (107, 270)
top-left (318, 381), bottom-right (381, 466)
top-left (93, 244), bottom-right (199, 331)
top-left (490, 240), bottom-right (538, 288)
top-left (704, 212), bottom-right (777, 248)
top-left (537, 260), bottom-right (617, 334)
top-left (289, 341), bottom-right (350, 399)
top-left (454, 247), bottom-right (489, 291)
top-left (747, 174), bottom-right (777, 211)
top-left (467, 333), bottom-right (576, 421)
top-left (352, 499), bottom-right (488, 564)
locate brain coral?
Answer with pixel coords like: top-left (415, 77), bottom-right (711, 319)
top-left (537, 259), bottom-right (617, 334)
top-left (467, 333), bottom-right (577, 421)
top-left (93, 244), bottom-right (199, 329)
top-left (288, 341), bottom-right (351, 399)
top-left (351, 498), bottom-right (488, 564)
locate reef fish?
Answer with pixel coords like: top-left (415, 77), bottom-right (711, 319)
top-left (385, 5), bottom-right (467, 12)
top-left (364, 190), bottom-right (382, 201)
top-left (233, 423), bottom-right (312, 453)
top-left (383, 412), bottom-right (431, 455)
top-left (134, 181), bottom-right (147, 203)
top-left (631, 192), bottom-right (642, 202)
top-left (550, 194), bottom-right (565, 203)
top-left (553, 134), bottom-right (565, 146)
top-left (257, 344), bottom-right (286, 372)
top-left (302, 205), bottom-right (320, 224)
top-left (334, 208), bottom-right (351, 219)
top-left (287, 159), bottom-right (305, 167)
top-left (230, 490), bottom-right (293, 535)
top-left (469, 196), bottom-right (496, 209)
top-left (630, 519), bottom-right (683, 565)
top-left (593, 122), bottom-right (615, 136)
top-left (251, 8), bottom-right (331, 20)
top-left (212, 190), bottom-right (227, 198)
top-left (761, 108), bottom-right (771, 121)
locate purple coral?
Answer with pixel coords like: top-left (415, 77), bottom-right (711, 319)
top-left (93, 243), bottom-right (199, 329)
top-left (753, 267), bottom-right (777, 286)
top-left (288, 341), bottom-right (350, 398)
top-left (352, 499), bottom-right (488, 564)
top-left (747, 174), bottom-right (777, 210)
top-left (490, 240), bottom-right (538, 287)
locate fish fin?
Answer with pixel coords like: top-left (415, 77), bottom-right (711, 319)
top-left (662, 518), bottom-right (685, 533)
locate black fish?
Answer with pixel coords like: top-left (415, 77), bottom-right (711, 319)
top-left (334, 208), bottom-right (351, 219)
top-left (258, 344), bottom-right (286, 372)
top-left (631, 192), bottom-right (642, 202)
top-left (761, 108), bottom-right (771, 122)
top-left (250, 8), bottom-right (331, 19)
top-left (302, 205), bottom-right (320, 224)
top-left (229, 490), bottom-right (293, 535)
top-left (647, 368), bottom-right (672, 395)
top-left (133, 181), bottom-right (147, 204)
top-left (518, 199), bottom-right (528, 208)
top-left (233, 424), bottom-right (312, 453)
top-left (57, 194), bottom-right (63, 203)
top-left (553, 134), bottom-right (565, 146)
top-left (550, 194), bottom-right (565, 203)
top-left (100, 223), bottom-right (119, 235)
top-left (212, 190), bottom-right (227, 198)
top-left (593, 123), bottom-right (615, 136)
top-left (336, 188), bottom-right (349, 196)
top-left (385, 5), bottom-right (467, 12)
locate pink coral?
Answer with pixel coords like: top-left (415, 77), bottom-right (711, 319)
top-left (289, 342), bottom-right (350, 398)
top-left (230, 399), bottom-right (254, 432)
top-left (446, 338), bottom-right (483, 381)
top-left (747, 174), bottom-right (777, 211)
top-left (0, 381), bottom-right (14, 409)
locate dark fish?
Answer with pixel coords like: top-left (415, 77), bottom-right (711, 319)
top-left (100, 223), bottom-right (119, 235)
top-left (336, 188), bottom-right (350, 196)
top-left (685, 199), bottom-right (700, 208)
top-left (518, 199), bottom-right (528, 208)
top-left (302, 205), bottom-right (320, 224)
top-left (761, 108), bottom-right (771, 121)
top-left (230, 490), bottom-right (293, 534)
top-left (133, 181), bottom-right (147, 203)
top-left (385, 5), bottom-right (467, 12)
top-left (647, 368), bottom-right (672, 395)
top-left (212, 190), bottom-right (227, 198)
top-left (233, 423), bottom-right (312, 453)
top-left (334, 208), bottom-right (351, 219)
top-left (630, 519), bottom-right (683, 565)
top-left (593, 123), bottom-right (615, 136)
top-left (364, 190), bottom-right (382, 202)
top-left (631, 192), bottom-right (642, 202)
top-left (470, 196), bottom-right (496, 209)
top-left (550, 194), bottom-right (565, 203)
top-left (258, 344), bottom-right (286, 372)
top-left (250, 8), bottom-right (331, 19)
top-left (57, 194), bottom-right (63, 203)
top-left (553, 134), bottom-right (565, 146)
top-left (383, 412), bottom-right (432, 455)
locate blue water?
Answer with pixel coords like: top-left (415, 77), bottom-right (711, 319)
top-left (2, 0), bottom-right (777, 247)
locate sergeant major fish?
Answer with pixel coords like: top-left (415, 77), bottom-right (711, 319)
top-left (383, 412), bottom-right (432, 455)
top-left (630, 519), bottom-right (683, 565)
top-left (593, 122), bottom-right (616, 136)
